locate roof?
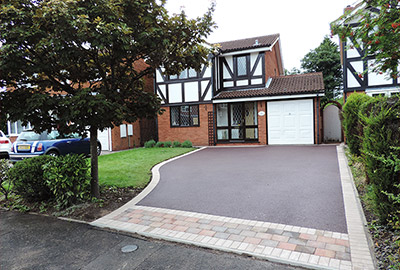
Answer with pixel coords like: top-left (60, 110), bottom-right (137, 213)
top-left (214, 72), bottom-right (325, 100)
top-left (215, 34), bottom-right (280, 53)
top-left (331, 1), bottom-right (365, 27)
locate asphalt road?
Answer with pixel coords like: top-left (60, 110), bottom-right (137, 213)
top-left (0, 210), bottom-right (303, 270)
top-left (138, 145), bottom-right (347, 233)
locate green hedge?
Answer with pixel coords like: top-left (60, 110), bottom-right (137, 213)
top-left (144, 140), bottom-right (192, 148)
top-left (342, 92), bottom-right (372, 156)
top-left (361, 97), bottom-right (400, 222)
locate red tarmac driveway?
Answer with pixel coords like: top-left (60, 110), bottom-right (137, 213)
top-left (138, 145), bottom-right (347, 233)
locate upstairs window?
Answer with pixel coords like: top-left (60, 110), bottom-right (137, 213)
top-left (170, 105), bottom-right (199, 127)
top-left (168, 68), bottom-right (199, 80)
top-left (236, 55), bottom-right (248, 76)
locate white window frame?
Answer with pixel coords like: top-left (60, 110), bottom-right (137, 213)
top-left (7, 120), bottom-right (32, 136)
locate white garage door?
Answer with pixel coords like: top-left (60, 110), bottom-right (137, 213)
top-left (267, 99), bottom-right (314, 145)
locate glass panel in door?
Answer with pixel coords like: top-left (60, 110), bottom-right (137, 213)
top-left (245, 102), bottom-right (257, 125)
top-left (230, 103), bottom-right (244, 139)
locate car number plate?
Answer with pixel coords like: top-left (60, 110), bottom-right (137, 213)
top-left (18, 144), bottom-right (30, 151)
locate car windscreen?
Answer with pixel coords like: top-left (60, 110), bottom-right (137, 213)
top-left (17, 131), bottom-right (42, 141)
top-left (47, 131), bottom-right (82, 140)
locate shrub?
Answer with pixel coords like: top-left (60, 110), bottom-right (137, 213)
top-left (181, 140), bottom-right (192, 148)
top-left (0, 159), bottom-right (12, 200)
top-left (8, 155), bottom-right (55, 202)
top-left (163, 141), bottom-right (172, 148)
top-left (172, 141), bottom-right (181, 147)
top-left (155, 141), bottom-right (164, 147)
top-left (144, 139), bottom-right (156, 148)
top-left (361, 97), bottom-right (400, 223)
top-left (342, 93), bottom-right (372, 156)
top-left (43, 154), bottom-right (90, 209)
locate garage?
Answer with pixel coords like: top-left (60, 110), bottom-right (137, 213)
top-left (267, 99), bottom-right (314, 145)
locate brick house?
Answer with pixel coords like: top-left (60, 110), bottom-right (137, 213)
top-left (155, 34), bottom-right (325, 146)
top-left (332, 4), bottom-right (400, 102)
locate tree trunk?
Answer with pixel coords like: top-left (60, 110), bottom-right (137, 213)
top-left (90, 126), bottom-right (100, 198)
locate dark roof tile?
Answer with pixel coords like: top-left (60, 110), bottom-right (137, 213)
top-left (215, 34), bottom-right (280, 53)
top-left (214, 72), bottom-right (325, 99)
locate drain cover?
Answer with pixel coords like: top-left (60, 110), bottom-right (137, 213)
top-left (121, 245), bottom-right (138, 253)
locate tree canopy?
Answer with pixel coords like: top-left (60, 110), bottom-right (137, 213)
top-left (0, 0), bottom-right (216, 197)
top-left (331, 0), bottom-right (400, 78)
top-left (300, 37), bottom-right (342, 101)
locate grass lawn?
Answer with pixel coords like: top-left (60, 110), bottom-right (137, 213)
top-left (98, 147), bottom-right (195, 188)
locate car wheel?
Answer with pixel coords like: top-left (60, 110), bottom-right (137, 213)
top-left (97, 143), bottom-right (102, 156)
top-left (47, 150), bottom-right (59, 157)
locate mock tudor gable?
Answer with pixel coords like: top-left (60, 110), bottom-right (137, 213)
top-left (332, 4), bottom-right (400, 100)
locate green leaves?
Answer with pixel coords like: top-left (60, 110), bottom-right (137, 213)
top-left (301, 37), bottom-right (342, 101)
top-left (0, 0), bottom-right (215, 135)
top-left (43, 154), bottom-right (91, 209)
top-left (0, 0), bottom-right (215, 197)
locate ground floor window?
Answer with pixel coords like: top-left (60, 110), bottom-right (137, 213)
top-left (7, 120), bottom-right (31, 136)
top-left (216, 102), bottom-right (258, 141)
top-left (170, 105), bottom-right (199, 127)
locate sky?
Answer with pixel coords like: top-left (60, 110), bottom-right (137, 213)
top-left (165, 0), bottom-right (361, 71)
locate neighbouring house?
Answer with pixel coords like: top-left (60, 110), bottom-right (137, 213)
top-left (4, 61), bottom-right (157, 151)
top-left (332, 4), bottom-right (400, 101)
top-left (155, 34), bottom-right (325, 146)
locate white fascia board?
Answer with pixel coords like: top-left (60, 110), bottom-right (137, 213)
top-left (220, 46), bottom-right (271, 57)
top-left (278, 39), bottom-right (284, 74)
top-left (270, 36), bottom-right (279, 49)
top-left (212, 93), bottom-right (324, 103)
top-left (365, 86), bottom-right (400, 93)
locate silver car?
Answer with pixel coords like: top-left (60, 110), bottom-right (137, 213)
top-left (0, 130), bottom-right (12, 159)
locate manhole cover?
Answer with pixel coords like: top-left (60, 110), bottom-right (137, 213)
top-left (121, 245), bottom-right (138, 253)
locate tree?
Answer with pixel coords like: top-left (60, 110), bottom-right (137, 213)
top-left (331, 0), bottom-right (400, 78)
top-left (284, 67), bottom-right (302, 75)
top-left (0, 0), bottom-right (215, 197)
top-left (301, 37), bottom-right (342, 102)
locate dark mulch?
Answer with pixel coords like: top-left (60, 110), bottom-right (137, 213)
top-left (0, 187), bottom-right (144, 222)
top-left (66, 187), bottom-right (144, 221)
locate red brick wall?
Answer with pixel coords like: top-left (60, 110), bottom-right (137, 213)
top-left (257, 101), bottom-right (267, 145)
top-left (108, 60), bottom-right (156, 151)
top-left (9, 136), bottom-right (17, 143)
top-left (265, 44), bottom-right (281, 78)
top-left (158, 103), bottom-right (212, 146)
top-left (110, 121), bottom-right (141, 151)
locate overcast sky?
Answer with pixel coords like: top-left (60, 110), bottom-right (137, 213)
top-left (166, 0), bottom-right (360, 71)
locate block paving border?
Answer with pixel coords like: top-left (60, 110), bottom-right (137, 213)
top-left (91, 145), bottom-right (376, 270)
top-left (96, 205), bottom-right (352, 270)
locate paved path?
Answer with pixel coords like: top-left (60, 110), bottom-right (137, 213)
top-left (138, 146), bottom-right (347, 233)
top-left (92, 145), bottom-right (376, 270)
top-left (0, 210), bottom-right (302, 270)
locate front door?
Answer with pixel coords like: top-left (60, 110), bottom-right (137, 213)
top-left (216, 102), bottom-right (258, 142)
